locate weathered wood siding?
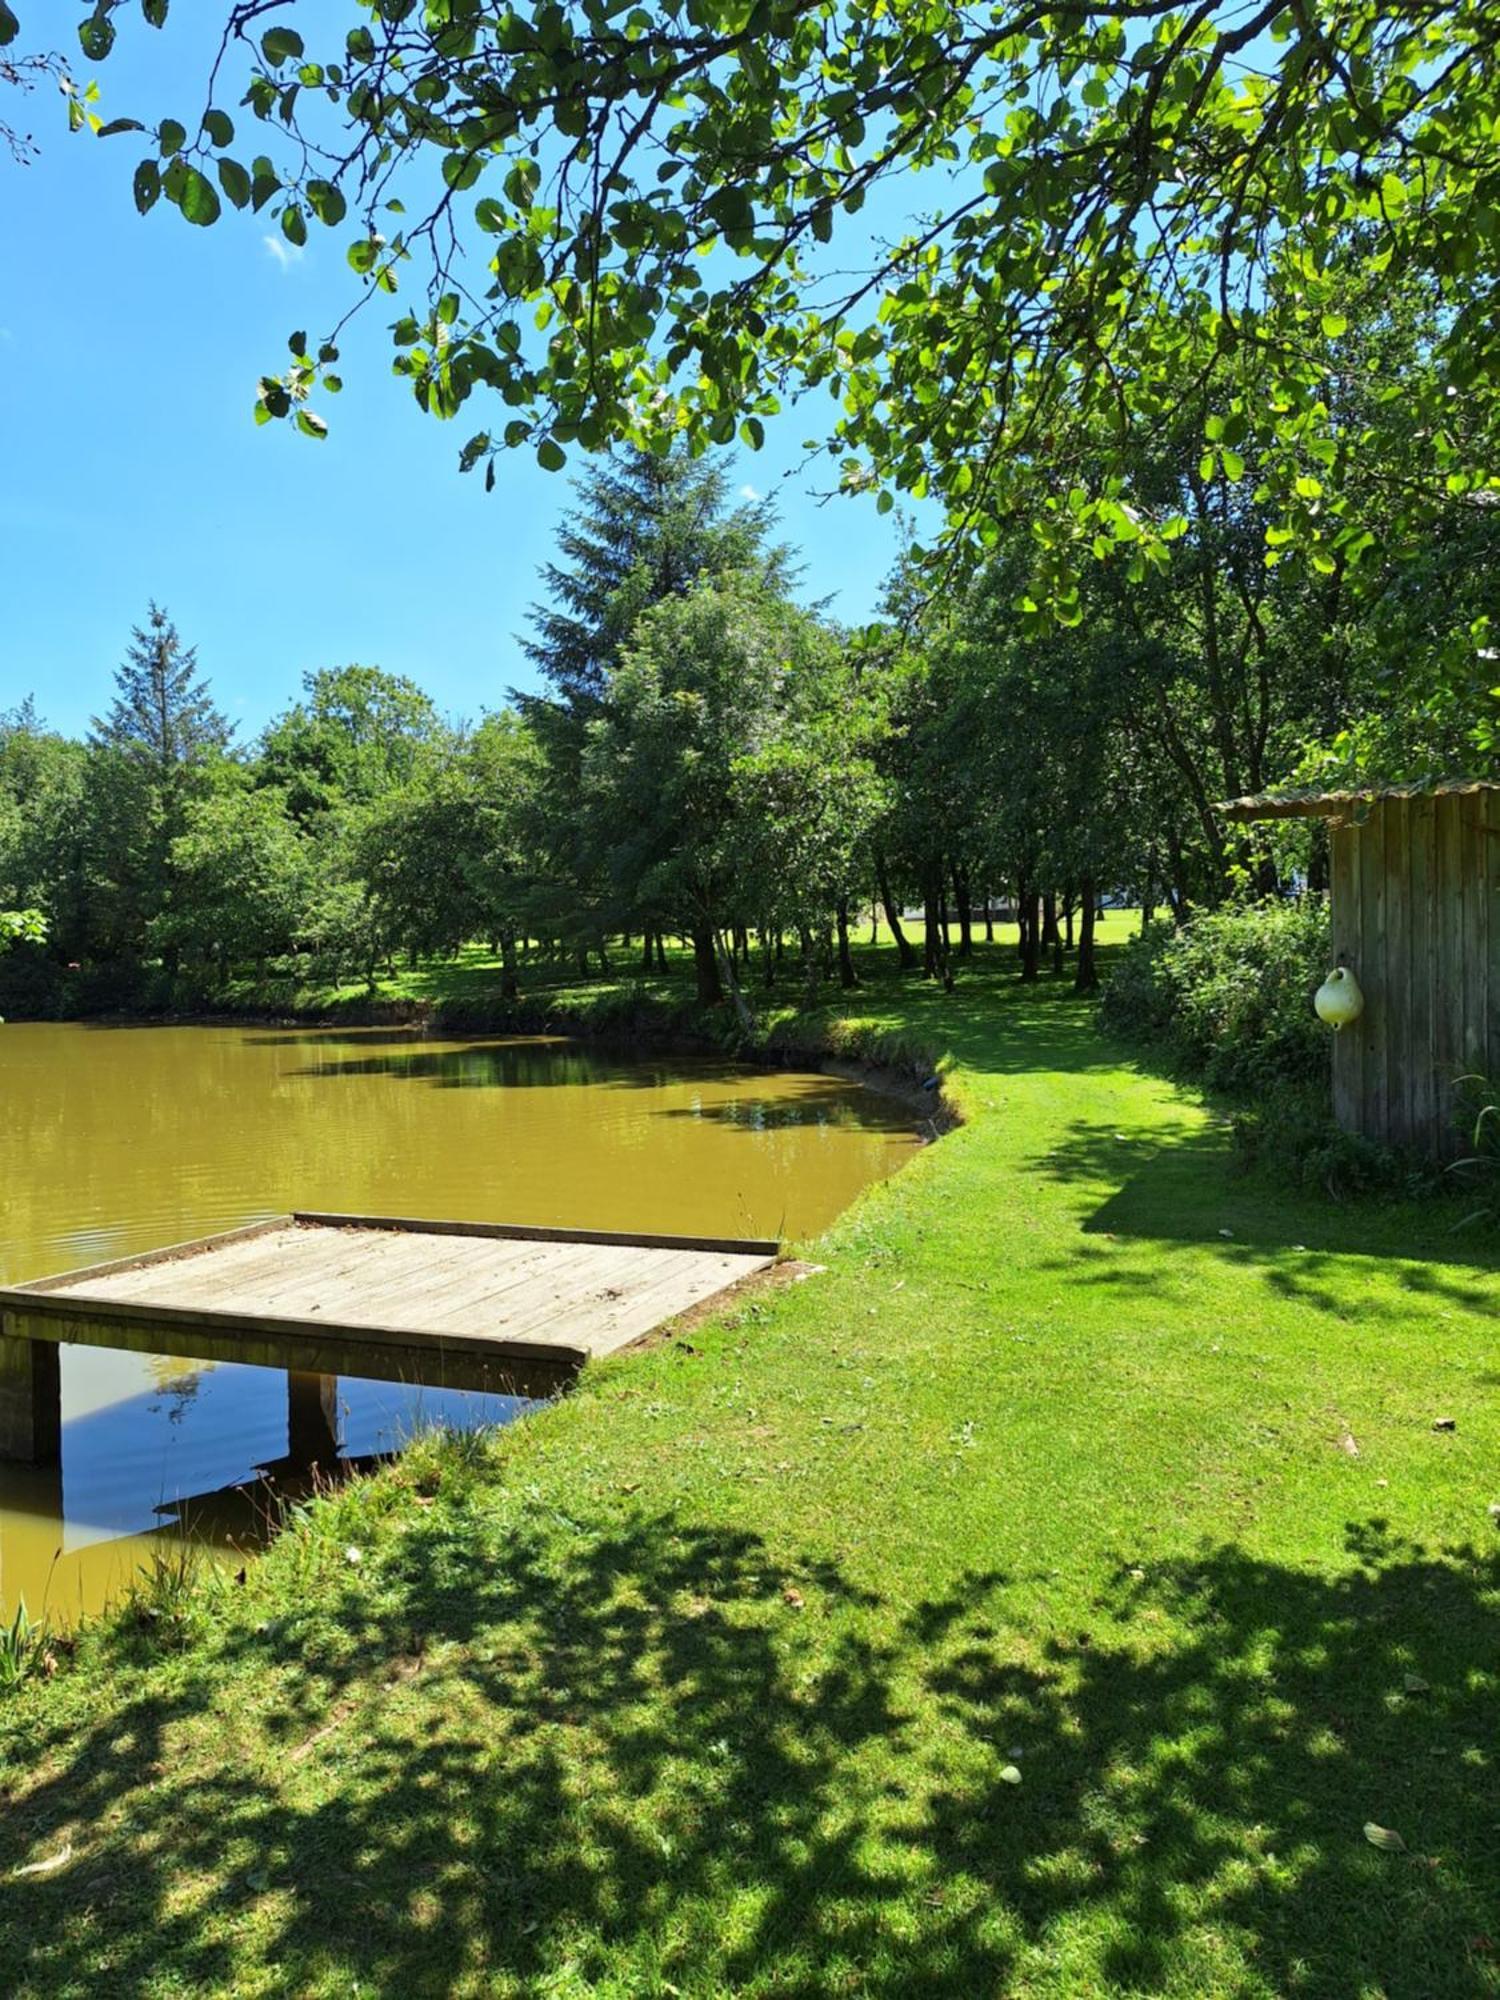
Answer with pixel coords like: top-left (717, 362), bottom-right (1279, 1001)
top-left (1330, 789), bottom-right (1500, 1156)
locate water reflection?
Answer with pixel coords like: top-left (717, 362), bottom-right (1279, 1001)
top-left (0, 1350), bottom-right (540, 1625)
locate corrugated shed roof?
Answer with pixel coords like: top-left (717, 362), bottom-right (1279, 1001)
top-left (1217, 778), bottom-right (1500, 821)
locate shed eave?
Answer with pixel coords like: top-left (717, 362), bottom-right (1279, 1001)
top-left (1217, 778), bottom-right (1500, 823)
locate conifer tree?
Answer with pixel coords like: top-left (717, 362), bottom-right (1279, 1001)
top-left (87, 604), bottom-right (233, 967)
top-left (519, 447), bottom-right (792, 988)
top-left (522, 447), bottom-right (788, 714)
top-left (91, 603), bottom-right (230, 775)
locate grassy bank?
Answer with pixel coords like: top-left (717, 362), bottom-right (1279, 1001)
top-left (3, 928), bottom-right (1498, 1997)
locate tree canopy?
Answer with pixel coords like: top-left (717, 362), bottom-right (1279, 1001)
top-left (32, 0), bottom-right (1500, 621)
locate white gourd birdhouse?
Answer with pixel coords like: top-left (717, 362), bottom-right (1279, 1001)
top-left (1315, 965), bottom-right (1364, 1031)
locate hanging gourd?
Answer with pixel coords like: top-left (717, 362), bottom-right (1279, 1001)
top-left (1314, 965), bottom-right (1364, 1031)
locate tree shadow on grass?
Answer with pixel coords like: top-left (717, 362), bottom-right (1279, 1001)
top-left (3, 1501), bottom-right (1496, 1996)
top-left (1027, 1119), bottom-right (1500, 1302)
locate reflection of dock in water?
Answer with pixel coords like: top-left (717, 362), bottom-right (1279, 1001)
top-left (152, 1374), bottom-right (395, 1545)
top-left (0, 1212), bottom-right (778, 1463)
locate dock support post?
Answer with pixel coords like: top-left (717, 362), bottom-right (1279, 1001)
top-left (286, 1371), bottom-right (340, 1469)
top-left (0, 1325), bottom-right (62, 1465)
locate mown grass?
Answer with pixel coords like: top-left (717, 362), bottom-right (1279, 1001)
top-left (2, 925), bottom-right (1498, 1998)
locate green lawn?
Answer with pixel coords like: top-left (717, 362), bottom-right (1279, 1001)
top-left (3, 930), bottom-right (1498, 1997)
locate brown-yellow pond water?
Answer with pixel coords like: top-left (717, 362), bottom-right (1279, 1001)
top-left (1, 1022), bottom-right (921, 1621)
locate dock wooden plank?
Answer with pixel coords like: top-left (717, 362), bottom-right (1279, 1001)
top-left (418, 1243), bottom-right (693, 1339)
top-left (576, 1254), bottom-right (769, 1355)
top-left (63, 1227), bottom-right (411, 1317)
top-left (0, 1217), bottom-right (778, 1399)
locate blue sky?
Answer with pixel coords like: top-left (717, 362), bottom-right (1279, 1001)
top-left (0, 16), bottom-right (920, 742)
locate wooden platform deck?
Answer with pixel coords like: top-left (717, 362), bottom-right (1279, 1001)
top-left (0, 1212), bottom-right (778, 1460)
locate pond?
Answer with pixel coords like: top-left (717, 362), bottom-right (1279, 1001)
top-left (0, 1022), bottom-right (921, 1620)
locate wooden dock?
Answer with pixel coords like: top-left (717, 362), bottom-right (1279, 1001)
top-left (0, 1212), bottom-right (778, 1462)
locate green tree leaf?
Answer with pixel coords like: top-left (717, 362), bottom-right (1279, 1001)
top-left (218, 157), bottom-right (251, 209)
top-left (132, 158), bottom-right (161, 214)
top-left (77, 11), bottom-right (115, 60)
top-left (307, 179), bottom-right (347, 227)
top-left (261, 27), bottom-right (305, 67)
top-left (175, 165), bottom-right (221, 227)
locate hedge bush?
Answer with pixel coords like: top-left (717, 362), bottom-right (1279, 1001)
top-left (1100, 897), bottom-right (1332, 1097)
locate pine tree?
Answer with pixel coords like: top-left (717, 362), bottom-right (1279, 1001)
top-left (87, 604), bottom-right (232, 967)
top-left (518, 447), bottom-right (793, 995)
top-left (521, 446), bottom-right (789, 712)
top-left (91, 603), bottom-right (231, 773)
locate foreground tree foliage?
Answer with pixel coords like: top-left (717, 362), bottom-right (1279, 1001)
top-left (34, 0), bottom-right (1500, 636)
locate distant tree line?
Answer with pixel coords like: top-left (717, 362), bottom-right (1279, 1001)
top-left (4, 294), bottom-right (1497, 1024)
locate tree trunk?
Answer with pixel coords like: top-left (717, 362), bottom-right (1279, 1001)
top-left (835, 899), bottom-right (859, 988)
top-left (499, 930), bottom-right (519, 1000)
top-left (799, 927), bottom-right (820, 1008)
top-left (1044, 891), bottom-right (1064, 976)
top-left (1167, 825), bottom-right (1191, 922)
top-left (761, 926), bottom-right (777, 989)
top-left (923, 868), bottom-right (954, 989)
top-left (692, 924), bottom-right (722, 1005)
top-left (655, 933), bottom-right (668, 973)
top-left (714, 928), bottom-right (755, 1034)
top-left (953, 862), bottom-right (973, 957)
top-left (984, 898), bottom-right (994, 943)
top-left (1074, 877), bottom-right (1099, 992)
top-left (874, 849), bottom-right (918, 969)
top-left (1018, 885), bottom-right (1041, 982)
top-left (923, 874), bottom-right (942, 978)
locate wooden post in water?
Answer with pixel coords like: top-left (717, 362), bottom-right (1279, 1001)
top-left (286, 1371), bottom-right (340, 1469)
top-left (0, 1327), bottom-right (61, 1464)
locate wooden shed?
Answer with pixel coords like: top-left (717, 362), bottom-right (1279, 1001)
top-left (1219, 780), bottom-right (1500, 1158)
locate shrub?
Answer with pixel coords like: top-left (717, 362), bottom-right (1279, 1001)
top-left (1101, 898), bottom-right (1331, 1097)
top-left (1229, 1084), bottom-right (1428, 1200)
